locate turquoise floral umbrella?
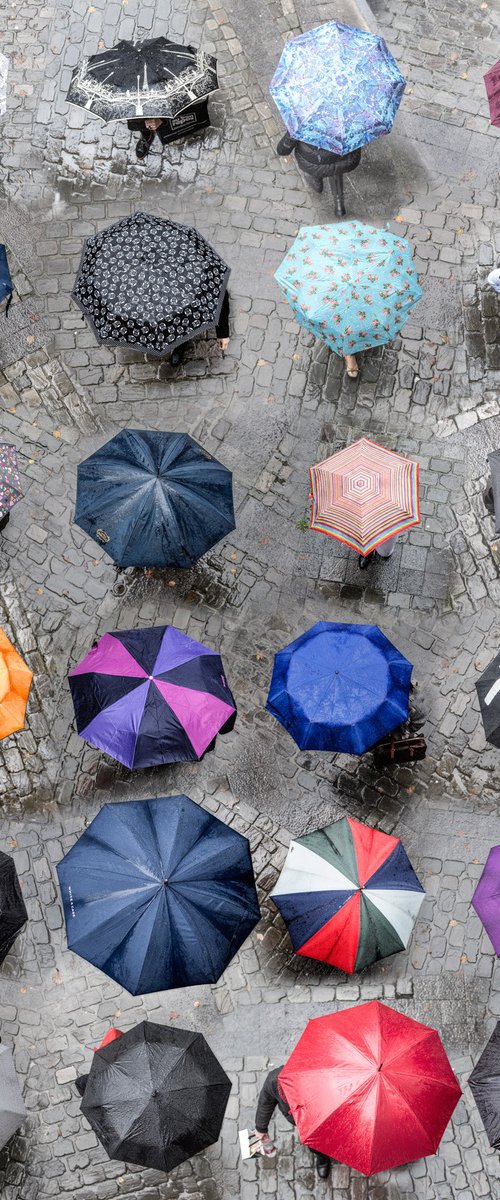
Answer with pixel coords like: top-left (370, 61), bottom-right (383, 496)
top-left (275, 221), bottom-right (422, 356)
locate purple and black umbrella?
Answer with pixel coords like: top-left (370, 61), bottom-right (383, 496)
top-left (69, 625), bottom-right (236, 769)
top-left (472, 845), bottom-right (500, 954)
top-left (484, 60), bottom-right (500, 128)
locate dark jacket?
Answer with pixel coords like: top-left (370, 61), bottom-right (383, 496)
top-left (215, 290), bottom-right (230, 340)
top-left (255, 1066), bottom-right (294, 1132)
top-left (277, 133), bottom-right (361, 179)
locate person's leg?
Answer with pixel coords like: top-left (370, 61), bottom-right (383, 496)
top-left (333, 167), bottom-right (346, 217)
top-left (303, 170), bottom-right (323, 193)
top-left (136, 128), bottom-right (156, 159)
top-left (375, 533), bottom-right (398, 560)
top-left (170, 341), bottom-right (187, 367)
top-left (344, 354), bottom-right (358, 378)
top-left (311, 1149), bottom-right (330, 1179)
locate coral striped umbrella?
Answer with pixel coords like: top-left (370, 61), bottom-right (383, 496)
top-left (309, 436), bottom-right (420, 556)
top-left (279, 1002), bottom-right (462, 1174)
top-left (0, 629), bottom-right (32, 740)
top-left (271, 815), bottom-right (425, 973)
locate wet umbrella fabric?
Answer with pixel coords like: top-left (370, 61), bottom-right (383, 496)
top-left (73, 211), bottom-right (229, 356)
top-left (0, 851), bottom-right (28, 964)
top-left (270, 20), bottom-right (405, 155)
top-left (271, 815), bottom-right (424, 973)
top-left (275, 222), bottom-right (421, 356)
top-left (469, 1022), bottom-right (500, 1148)
top-left (484, 60), bottom-right (500, 128)
top-left (0, 1044), bottom-right (26, 1150)
top-left (0, 629), bottom-right (32, 741)
top-left (476, 652), bottom-right (500, 749)
top-left (279, 1001), bottom-right (461, 1175)
top-left (68, 624), bottom-right (237, 769)
top-left (266, 621), bottom-right (412, 754)
top-left (471, 845), bottom-right (500, 954)
top-left (310, 437), bottom-right (420, 555)
top-left (74, 429), bottom-right (235, 568)
top-left (0, 444), bottom-right (22, 520)
top-left (57, 794), bottom-right (260, 994)
top-left (80, 1020), bottom-right (231, 1171)
top-left (67, 38), bottom-right (218, 122)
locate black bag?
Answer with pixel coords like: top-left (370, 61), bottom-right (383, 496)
top-left (373, 733), bottom-right (427, 767)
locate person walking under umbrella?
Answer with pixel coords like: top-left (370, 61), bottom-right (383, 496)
top-left (170, 288), bottom-right (230, 366)
top-left (276, 133), bottom-right (361, 215)
top-left (252, 1066), bottom-right (331, 1179)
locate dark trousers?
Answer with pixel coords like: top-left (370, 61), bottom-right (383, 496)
top-left (0, 511), bottom-right (10, 532)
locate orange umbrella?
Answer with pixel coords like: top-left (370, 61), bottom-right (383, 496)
top-left (0, 628), bottom-right (32, 739)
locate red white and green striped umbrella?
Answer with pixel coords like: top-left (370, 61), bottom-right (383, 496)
top-left (271, 815), bottom-right (424, 973)
top-left (309, 436), bottom-right (420, 556)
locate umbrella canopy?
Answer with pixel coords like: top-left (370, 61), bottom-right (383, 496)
top-left (275, 221), bottom-right (421, 356)
top-left (68, 624), bottom-right (237, 769)
top-left (488, 449), bottom-right (500, 536)
top-left (74, 429), bottom-right (235, 569)
top-left (0, 53), bottom-right (8, 118)
top-left (476, 652), bottom-right (500, 749)
top-left (80, 1021), bottom-right (231, 1171)
top-left (270, 20), bottom-right (405, 154)
top-left (266, 621), bottom-right (412, 754)
top-left (469, 1022), bottom-right (500, 1148)
top-left (279, 1001), bottom-right (461, 1174)
top-left (0, 629), bottom-right (32, 740)
top-left (484, 60), bottom-right (500, 127)
top-left (0, 1044), bottom-right (26, 1150)
top-left (0, 443), bottom-right (23, 520)
top-left (0, 850), bottom-right (28, 965)
top-left (271, 815), bottom-right (424, 973)
top-left (57, 794), bottom-right (260, 994)
top-left (310, 437), bottom-right (420, 555)
top-left (471, 846), bottom-right (500, 954)
top-left (0, 246), bottom-right (13, 314)
top-left (73, 211), bottom-right (229, 356)
top-left (67, 38), bottom-right (218, 122)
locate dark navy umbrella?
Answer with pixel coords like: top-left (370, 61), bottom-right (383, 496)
top-left (80, 1021), bottom-right (231, 1172)
top-left (74, 429), bottom-right (235, 568)
top-left (57, 795), bottom-right (260, 994)
top-left (469, 1023), bottom-right (500, 1148)
top-left (266, 622), bottom-right (412, 754)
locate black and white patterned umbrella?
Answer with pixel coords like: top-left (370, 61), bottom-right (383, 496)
top-left (72, 212), bottom-right (230, 356)
top-left (66, 38), bottom-right (218, 122)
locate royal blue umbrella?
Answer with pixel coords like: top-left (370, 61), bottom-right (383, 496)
top-left (57, 794), bottom-right (260, 995)
top-left (75, 429), bottom-right (235, 568)
top-left (270, 20), bottom-right (405, 155)
top-left (266, 622), bottom-right (412, 754)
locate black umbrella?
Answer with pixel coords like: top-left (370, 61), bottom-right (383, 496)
top-left (488, 450), bottom-right (500, 535)
top-left (67, 38), bottom-right (218, 122)
top-left (80, 1021), bottom-right (231, 1172)
top-left (476, 651), bottom-right (500, 748)
top-left (73, 212), bottom-right (229, 356)
top-left (469, 1022), bottom-right (500, 1148)
top-left (0, 851), bottom-right (27, 964)
top-left (0, 1043), bottom-right (26, 1149)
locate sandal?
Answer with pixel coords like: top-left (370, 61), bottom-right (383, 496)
top-left (346, 364), bottom-right (359, 379)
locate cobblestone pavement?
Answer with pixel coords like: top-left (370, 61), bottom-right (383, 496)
top-left (1, 0), bottom-right (500, 1198)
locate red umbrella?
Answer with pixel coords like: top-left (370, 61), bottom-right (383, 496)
top-left (279, 1001), bottom-right (461, 1175)
top-left (484, 60), bottom-right (500, 127)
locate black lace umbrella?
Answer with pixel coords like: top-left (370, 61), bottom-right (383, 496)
top-left (67, 38), bottom-right (218, 122)
top-left (73, 212), bottom-right (230, 356)
top-left (80, 1021), bottom-right (231, 1171)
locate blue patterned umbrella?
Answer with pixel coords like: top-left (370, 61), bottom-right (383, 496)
top-left (270, 20), bottom-right (405, 155)
top-left (275, 222), bottom-right (422, 356)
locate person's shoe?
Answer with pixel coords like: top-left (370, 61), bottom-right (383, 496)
top-left (359, 551), bottom-right (375, 570)
top-left (408, 704), bottom-right (425, 731)
top-left (305, 174), bottom-right (323, 193)
top-left (136, 130), bottom-right (155, 159)
top-left (170, 346), bottom-right (185, 367)
top-left (315, 1155), bottom-right (330, 1179)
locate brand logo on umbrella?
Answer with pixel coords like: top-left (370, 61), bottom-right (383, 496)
top-left (96, 528), bottom-right (110, 543)
top-left (67, 885), bottom-right (76, 918)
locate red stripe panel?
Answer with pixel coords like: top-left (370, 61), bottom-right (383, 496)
top-left (347, 816), bottom-right (399, 887)
top-left (297, 892), bottom-right (360, 973)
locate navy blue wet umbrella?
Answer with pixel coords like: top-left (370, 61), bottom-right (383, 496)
top-left (74, 429), bottom-right (235, 568)
top-left (57, 794), bottom-right (260, 995)
top-left (266, 622), bottom-right (412, 754)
